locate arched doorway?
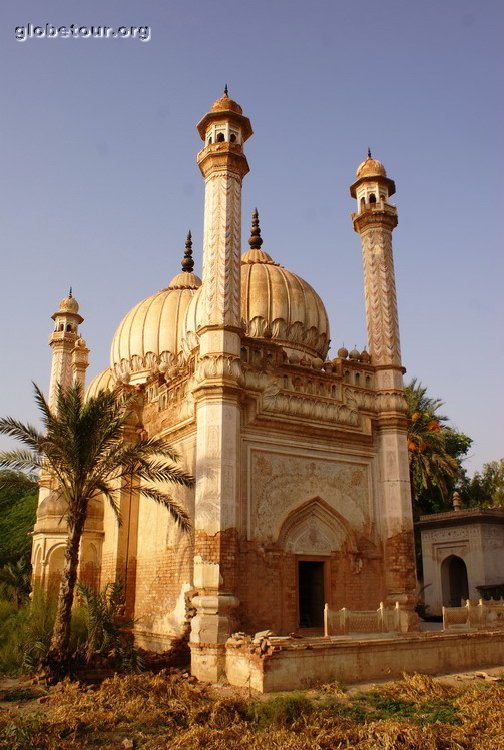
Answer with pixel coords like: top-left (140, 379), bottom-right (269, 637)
top-left (441, 555), bottom-right (469, 607)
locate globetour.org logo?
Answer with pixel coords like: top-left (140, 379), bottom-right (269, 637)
top-left (15, 24), bottom-right (151, 42)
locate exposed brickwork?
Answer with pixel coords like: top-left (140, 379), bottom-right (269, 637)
top-left (194, 528), bottom-right (240, 593)
top-left (234, 541), bottom-right (387, 635)
top-left (384, 530), bottom-right (418, 606)
top-left (133, 546), bottom-right (192, 633)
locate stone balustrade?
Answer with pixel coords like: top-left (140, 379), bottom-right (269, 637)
top-left (442, 598), bottom-right (504, 631)
top-left (324, 601), bottom-right (402, 637)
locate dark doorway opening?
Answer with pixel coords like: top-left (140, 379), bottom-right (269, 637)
top-left (298, 560), bottom-right (325, 628)
top-left (441, 555), bottom-right (469, 607)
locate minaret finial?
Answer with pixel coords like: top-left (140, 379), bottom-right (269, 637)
top-left (224, 84), bottom-right (228, 96)
top-left (69, 286), bottom-right (73, 298)
top-left (248, 208), bottom-right (263, 250)
top-left (181, 230), bottom-right (194, 273)
top-left (368, 147), bottom-right (372, 159)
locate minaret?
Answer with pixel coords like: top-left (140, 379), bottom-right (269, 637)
top-left (351, 151), bottom-right (401, 369)
top-left (48, 290), bottom-right (84, 411)
top-left (196, 85), bottom-right (252, 333)
top-left (350, 155), bottom-right (418, 619)
top-left (39, 290), bottom-right (86, 502)
top-left (190, 89), bottom-right (252, 681)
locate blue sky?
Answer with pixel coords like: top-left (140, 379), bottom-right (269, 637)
top-left (0, 0), bottom-right (502, 475)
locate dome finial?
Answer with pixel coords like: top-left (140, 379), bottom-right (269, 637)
top-left (367, 147), bottom-right (372, 159)
top-left (69, 286), bottom-right (73, 298)
top-left (224, 83), bottom-right (228, 96)
top-left (248, 208), bottom-right (263, 250)
top-left (181, 230), bottom-right (194, 273)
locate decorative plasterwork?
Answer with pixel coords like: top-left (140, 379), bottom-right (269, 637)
top-left (261, 379), bottom-right (360, 427)
top-left (360, 227), bottom-right (401, 367)
top-left (201, 173), bottom-right (242, 328)
top-left (249, 451), bottom-right (370, 542)
top-left (194, 354), bottom-right (243, 385)
top-left (278, 497), bottom-right (358, 555)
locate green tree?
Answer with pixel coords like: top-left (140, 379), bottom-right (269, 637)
top-left (0, 383), bottom-right (193, 678)
top-left (0, 471), bottom-right (37, 569)
top-left (460, 458), bottom-right (504, 508)
top-left (405, 378), bottom-right (471, 516)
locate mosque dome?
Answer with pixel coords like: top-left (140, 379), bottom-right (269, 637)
top-left (183, 211), bottom-right (330, 361)
top-left (86, 367), bottom-right (116, 400)
top-left (110, 235), bottom-right (201, 384)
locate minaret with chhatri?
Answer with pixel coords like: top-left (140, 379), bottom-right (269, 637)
top-left (351, 153), bottom-right (417, 613)
top-left (190, 87), bottom-right (253, 681)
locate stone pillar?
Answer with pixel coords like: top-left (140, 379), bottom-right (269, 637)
top-left (190, 91), bottom-right (252, 681)
top-left (351, 156), bottom-right (418, 621)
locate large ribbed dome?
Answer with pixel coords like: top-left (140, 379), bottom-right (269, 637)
top-left (183, 246), bottom-right (330, 361)
top-left (110, 264), bottom-right (201, 384)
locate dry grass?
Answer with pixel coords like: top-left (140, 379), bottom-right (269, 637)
top-left (1, 671), bottom-right (503, 749)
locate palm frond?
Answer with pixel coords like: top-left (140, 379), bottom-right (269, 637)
top-left (0, 417), bottom-right (42, 449)
top-left (140, 486), bottom-right (191, 532)
top-left (90, 481), bottom-right (121, 525)
top-left (0, 449), bottom-right (42, 473)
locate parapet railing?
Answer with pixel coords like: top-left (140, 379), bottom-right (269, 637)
top-left (324, 602), bottom-right (403, 637)
top-left (442, 598), bottom-right (504, 630)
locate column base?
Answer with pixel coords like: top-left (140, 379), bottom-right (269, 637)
top-left (189, 593), bottom-right (239, 682)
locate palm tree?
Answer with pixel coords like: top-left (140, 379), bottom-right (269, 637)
top-left (0, 383), bottom-right (193, 676)
top-left (405, 378), bottom-right (470, 515)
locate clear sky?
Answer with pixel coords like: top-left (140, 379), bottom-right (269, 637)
top-left (0, 0), bottom-right (502, 475)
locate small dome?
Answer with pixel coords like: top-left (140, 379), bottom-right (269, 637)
top-left (58, 293), bottom-right (80, 315)
top-left (360, 348), bottom-right (371, 363)
top-left (110, 269), bottom-right (201, 384)
top-left (356, 156), bottom-right (387, 179)
top-left (34, 491), bottom-right (103, 534)
top-left (86, 368), bottom-right (116, 400)
top-left (36, 491), bottom-right (67, 520)
top-left (337, 346), bottom-right (349, 359)
top-left (210, 94), bottom-right (243, 115)
top-left (183, 248), bottom-right (330, 360)
top-left (349, 346), bottom-right (361, 360)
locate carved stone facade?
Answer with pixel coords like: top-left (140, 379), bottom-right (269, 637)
top-left (33, 93), bottom-right (419, 683)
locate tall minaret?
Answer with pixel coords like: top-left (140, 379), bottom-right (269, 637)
top-left (190, 90), bottom-right (252, 681)
top-left (350, 155), bottom-right (418, 619)
top-left (39, 291), bottom-right (87, 502)
top-left (196, 85), bottom-right (252, 332)
top-left (48, 290), bottom-right (85, 411)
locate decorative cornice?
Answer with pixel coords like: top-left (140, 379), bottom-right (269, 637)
top-left (197, 145), bottom-right (249, 180)
top-left (352, 204), bottom-right (398, 234)
top-left (194, 353), bottom-right (244, 386)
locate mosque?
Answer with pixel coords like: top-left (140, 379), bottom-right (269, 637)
top-left (32, 90), bottom-right (420, 683)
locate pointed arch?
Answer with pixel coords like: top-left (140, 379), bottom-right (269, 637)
top-left (278, 496), bottom-right (357, 555)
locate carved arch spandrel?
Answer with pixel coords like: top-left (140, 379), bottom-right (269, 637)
top-left (277, 497), bottom-right (358, 555)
